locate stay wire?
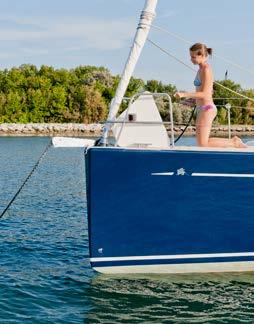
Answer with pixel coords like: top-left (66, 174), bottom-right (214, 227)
top-left (147, 38), bottom-right (254, 104)
top-left (0, 139), bottom-right (52, 219)
top-left (150, 24), bottom-right (254, 76)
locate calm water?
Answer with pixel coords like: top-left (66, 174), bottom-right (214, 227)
top-left (0, 136), bottom-right (254, 323)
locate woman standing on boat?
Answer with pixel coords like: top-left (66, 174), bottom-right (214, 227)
top-left (175, 43), bottom-right (247, 148)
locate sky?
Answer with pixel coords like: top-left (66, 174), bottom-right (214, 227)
top-left (0, 0), bottom-right (254, 90)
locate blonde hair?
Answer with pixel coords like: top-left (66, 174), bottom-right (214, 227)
top-left (189, 43), bottom-right (212, 56)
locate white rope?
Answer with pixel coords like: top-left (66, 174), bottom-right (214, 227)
top-left (180, 103), bottom-right (254, 110)
top-left (216, 105), bottom-right (254, 110)
top-left (214, 83), bottom-right (254, 103)
top-left (152, 24), bottom-right (192, 44)
top-left (214, 54), bottom-right (254, 76)
top-left (151, 24), bottom-right (254, 76)
top-left (147, 39), bottom-right (196, 72)
top-left (147, 38), bottom-right (254, 104)
top-left (213, 98), bottom-right (249, 100)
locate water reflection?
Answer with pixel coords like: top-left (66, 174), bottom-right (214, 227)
top-left (86, 272), bottom-right (254, 323)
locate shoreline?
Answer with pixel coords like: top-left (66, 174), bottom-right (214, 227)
top-left (0, 123), bottom-right (253, 137)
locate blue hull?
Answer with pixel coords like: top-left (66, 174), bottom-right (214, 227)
top-left (86, 147), bottom-right (254, 274)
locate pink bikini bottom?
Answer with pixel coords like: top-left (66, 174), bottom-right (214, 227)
top-left (196, 104), bottom-right (217, 111)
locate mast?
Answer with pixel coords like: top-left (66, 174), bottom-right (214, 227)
top-left (100, 0), bottom-right (158, 145)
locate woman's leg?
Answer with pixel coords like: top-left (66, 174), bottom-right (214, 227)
top-left (208, 136), bottom-right (247, 148)
top-left (196, 109), bottom-right (247, 148)
top-left (196, 109), bottom-right (216, 146)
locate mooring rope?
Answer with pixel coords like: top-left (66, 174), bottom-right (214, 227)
top-left (0, 139), bottom-right (52, 219)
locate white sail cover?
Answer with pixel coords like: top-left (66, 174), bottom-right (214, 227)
top-left (112, 93), bottom-right (169, 148)
top-left (102, 0), bottom-right (158, 143)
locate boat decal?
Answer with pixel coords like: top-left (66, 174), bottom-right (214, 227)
top-left (176, 168), bottom-right (186, 176)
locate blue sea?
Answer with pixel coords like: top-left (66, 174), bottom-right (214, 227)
top-left (0, 136), bottom-right (254, 323)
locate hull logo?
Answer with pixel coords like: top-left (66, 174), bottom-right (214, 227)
top-left (177, 168), bottom-right (186, 176)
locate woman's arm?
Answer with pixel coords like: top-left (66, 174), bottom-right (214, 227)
top-left (175, 65), bottom-right (213, 99)
top-left (175, 90), bottom-right (205, 99)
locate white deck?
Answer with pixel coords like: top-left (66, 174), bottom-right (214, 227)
top-left (171, 145), bottom-right (254, 153)
top-left (93, 144), bottom-right (254, 153)
top-left (52, 136), bottom-right (254, 153)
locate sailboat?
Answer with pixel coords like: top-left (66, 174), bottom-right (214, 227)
top-left (54, 0), bottom-right (254, 274)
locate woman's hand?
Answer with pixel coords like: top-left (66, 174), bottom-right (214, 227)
top-left (174, 92), bottom-right (185, 99)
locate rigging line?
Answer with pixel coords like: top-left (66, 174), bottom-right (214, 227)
top-left (0, 139), bottom-right (52, 220)
top-left (216, 105), bottom-right (254, 109)
top-left (147, 38), bottom-right (195, 72)
top-left (151, 24), bottom-right (254, 76)
top-left (212, 54), bottom-right (254, 77)
top-left (215, 83), bottom-right (254, 103)
top-left (213, 98), bottom-right (251, 100)
top-left (179, 104), bottom-right (254, 110)
top-left (151, 24), bottom-right (192, 44)
top-left (147, 38), bottom-right (254, 104)
top-left (174, 107), bottom-right (196, 144)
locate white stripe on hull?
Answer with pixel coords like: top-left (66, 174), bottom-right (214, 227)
top-left (93, 261), bottom-right (254, 274)
top-left (192, 172), bottom-right (254, 178)
top-left (91, 251), bottom-right (254, 263)
top-left (151, 172), bottom-right (254, 178)
top-left (151, 172), bottom-right (174, 176)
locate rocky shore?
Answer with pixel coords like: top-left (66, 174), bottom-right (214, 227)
top-left (0, 123), bottom-right (254, 137)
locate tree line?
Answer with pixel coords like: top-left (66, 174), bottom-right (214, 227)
top-left (0, 64), bottom-right (253, 125)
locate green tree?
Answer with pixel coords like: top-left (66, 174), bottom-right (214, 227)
top-left (213, 79), bottom-right (244, 124)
